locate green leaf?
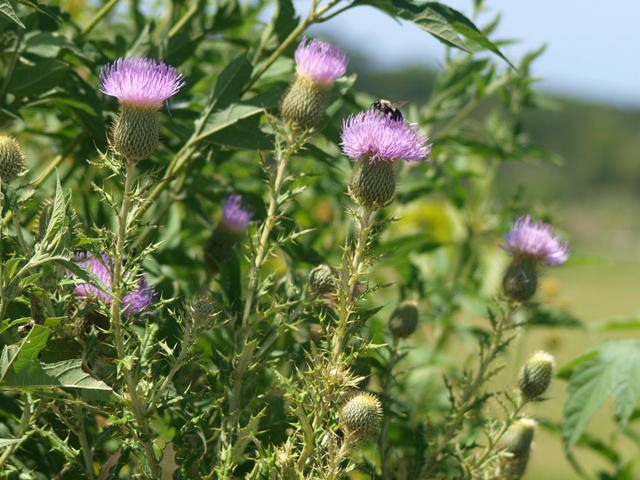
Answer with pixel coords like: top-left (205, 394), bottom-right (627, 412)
top-left (196, 87), bottom-right (284, 143)
top-left (524, 306), bottom-right (583, 329)
top-left (14, 0), bottom-right (59, 22)
top-left (351, 0), bottom-right (471, 53)
top-left (203, 116), bottom-right (272, 150)
top-left (8, 58), bottom-right (68, 97)
top-left (422, 2), bottom-right (515, 69)
top-left (0, 0), bottom-right (24, 28)
top-left (25, 31), bottom-right (91, 61)
top-left (58, 258), bottom-right (114, 298)
top-left (562, 340), bottom-right (640, 451)
top-left (0, 326), bottom-right (111, 391)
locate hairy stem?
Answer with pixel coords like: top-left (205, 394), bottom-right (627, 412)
top-left (111, 162), bottom-right (160, 478)
top-left (332, 206), bottom-right (373, 364)
top-left (378, 337), bottom-right (399, 478)
top-left (418, 305), bottom-right (515, 478)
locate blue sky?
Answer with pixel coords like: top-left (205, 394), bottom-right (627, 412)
top-left (301, 0), bottom-right (640, 107)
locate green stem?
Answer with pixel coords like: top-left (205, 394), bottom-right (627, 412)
top-left (111, 162), bottom-right (160, 478)
top-left (0, 394), bottom-right (31, 470)
top-left (168, 2), bottom-right (199, 38)
top-left (74, 0), bottom-right (121, 43)
top-left (0, 31), bottom-right (23, 108)
top-left (378, 337), bottom-right (399, 478)
top-left (418, 305), bottom-right (515, 479)
top-left (436, 97), bottom-right (478, 139)
top-left (76, 406), bottom-right (95, 480)
top-left (241, 131), bottom-right (308, 329)
top-left (332, 207), bottom-right (373, 364)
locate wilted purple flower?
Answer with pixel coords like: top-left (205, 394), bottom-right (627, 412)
top-left (295, 37), bottom-right (348, 85)
top-left (100, 57), bottom-right (185, 107)
top-left (221, 195), bottom-right (254, 232)
top-left (502, 216), bottom-right (569, 265)
top-left (72, 253), bottom-right (156, 318)
top-left (341, 110), bottom-right (431, 163)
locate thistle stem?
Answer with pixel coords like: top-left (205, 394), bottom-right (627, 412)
top-left (418, 305), bottom-right (515, 479)
top-left (111, 162), bottom-right (160, 478)
top-left (332, 206), bottom-right (374, 364)
top-left (74, 0), bottom-right (121, 43)
top-left (378, 336), bottom-right (399, 478)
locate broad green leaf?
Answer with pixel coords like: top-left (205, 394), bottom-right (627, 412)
top-left (7, 59), bottom-right (68, 97)
top-left (562, 340), bottom-right (640, 451)
top-left (15, 0), bottom-right (59, 22)
top-left (351, 0), bottom-right (471, 53)
top-left (590, 316), bottom-right (640, 332)
top-left (524, 307), bottom-right (583, 329)
top-left (423, 2), bottom-right (515, 69)
top-left (196, 87), bottom-right (284, 142)
top-left (25, 31), bottom-right (92, 61)
top-left (0, 325), bottom-right (111, 391)
top-left (0, 0), bottom-right (24, 27)
top-left (0, 325), bottom-right (50, 385)
top-left (203, 116), bottom-right (272, 150)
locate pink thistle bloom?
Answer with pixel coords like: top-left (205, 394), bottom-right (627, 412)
top-left (71, 253), bottom-right (157, 318)
top-left (502, 216), bottom-right (569, 265)
top-left (341, 110), bottom-right (431, 163)
top-left (222, 195), bottom-right (254, 232)
top-left (100, 57), bottom-right (185, 108)
top-left (295, 37), bottom-right (348, 85)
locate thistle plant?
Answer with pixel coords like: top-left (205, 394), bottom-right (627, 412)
top-left (0, 0), bottom-right (618, 479)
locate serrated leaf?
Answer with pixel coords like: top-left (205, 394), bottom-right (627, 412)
top-left (0, 0), bottom-right (24, 27)
top-left (562, 340), bottom-right (640, 451)
top-left (160, 442), bottom-right (179, 480)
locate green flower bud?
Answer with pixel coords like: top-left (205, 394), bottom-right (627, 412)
top-left (280, 75), bottom-right (329, 131)
top-left (74, 306), bottom-right (110, 340)
top-left (192, 296), bottom-right (219, 324)
top-left (111, 102), bottom-right (160, 163)
top-left (497, 418), bottom-right (536, 480)
top-left (308, 264), bottom-right (336, 295)
top-left (389, 300), bottom-right (419, 338)
top-left (517, 351), bottom-right (555, 400)
top-left (0, 134), bottom-right (26, 183)
top-left (349, 159), bottom-right (395, 209)
top-left (340, 392), bottom-right (382, 440)
top-left (502, 259), bottom-right (537, 303)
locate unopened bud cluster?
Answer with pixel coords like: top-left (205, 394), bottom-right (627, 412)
top-left (308, 264), bottom-right (336, 295)
top-left (388, 300), bottom-right (419, 338)
top-left (340, 392), bottom-right (382, 440)
top-left (517, 351), bottom-right (555, 401)
top-left (497, 418), bottom-right (536, 479)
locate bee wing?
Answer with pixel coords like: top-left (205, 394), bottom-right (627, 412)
top-left (389, 101), bottom-right (408, 107)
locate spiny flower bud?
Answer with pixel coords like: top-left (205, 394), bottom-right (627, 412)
top-left (389, 300), bottom-right (419, 338)
top-left (502, 259), bottom-right (538, 303)
top-left (517, 351), bottom-right (555, 400)
top-left (0, 134), bottom-right (26, 183)
top-left (340, 392), bottom-right (382, 440)
top-left (73, 307), bottom-right (110, 339)
top-left (497, 418), bottom-right (536, 480)
top-left (280, 37), bottom-right (348, 130)
top-left (349, 159), bottom-right (395, 209)
top-left (100, 57), bottom-right (185, 163)
top-left (192, 296), bottom-right (219, 324)
top-left (308, 264), bottom-right (336, 295)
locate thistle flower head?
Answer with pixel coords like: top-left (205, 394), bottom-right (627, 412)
top-left (340, 392), bottom-right (382, 440)
top-left (294, 37), bottom-right (348, 85)
top-left (71, 253), bottom-right (156, 318)
top-left (0, 134), bottom-right (26, 183)
top-left (221, 195), bottom-right (254, 232)
top-left (518, 351), bottom-right (555, 400)
top-left (502, 216), bottom-right (569, 265)
top-left (341, 110), bottom-right (431, 163)
top-left (100, 57), bottom-right (185, 108)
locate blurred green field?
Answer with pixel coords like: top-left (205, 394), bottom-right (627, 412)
top-left (507, 260), bottom-right (640, 479)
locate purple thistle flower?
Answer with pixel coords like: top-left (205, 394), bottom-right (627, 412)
top-left (295, 37), bottom-right (349, 85)
top-left (100, 57), bottom-right (185, 107)
top-left (341, 110), bottom-right (432, 163)
top-left (71, 253), bottom-right (156, 318)
top-left (221, 195), bottom-right (254, 232)
top-left (502, 216), bottom-right (569, 265)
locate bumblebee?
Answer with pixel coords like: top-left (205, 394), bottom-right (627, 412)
top-left (372, 99), bottom-right (407, 122)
